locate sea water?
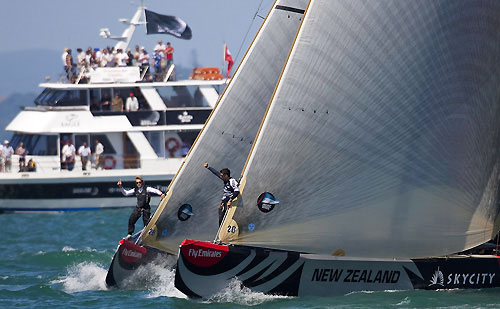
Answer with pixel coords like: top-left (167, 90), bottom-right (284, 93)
top-left (1, 209), bottom-right (499, 308)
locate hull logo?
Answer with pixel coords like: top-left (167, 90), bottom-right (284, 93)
top-left (177, 204), bottom-right (194, 221)
top-left (257, 192), bottom-right (279, 213)
top-left (181, 242), bottom-right (229, 267)
top-left (428, 267), bottom-right (496, 287)
top-left (118, 241), bottom-right (147, 264)
top-left (429, 267), bottom-right (444, 287)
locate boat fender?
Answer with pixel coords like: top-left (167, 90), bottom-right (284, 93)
top-left (103, 155), bottom-right (117, 170)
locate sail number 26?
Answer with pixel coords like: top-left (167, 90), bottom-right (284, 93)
top-left (226, 225), bottom-right (237, 233)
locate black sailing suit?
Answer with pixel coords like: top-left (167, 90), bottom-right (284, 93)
top-left (128, 187), bottom-right (152, 235)
top-left (207, 166), bottom-right (240, 226)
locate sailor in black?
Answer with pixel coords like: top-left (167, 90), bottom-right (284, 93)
top-left (204, 163), bottom-right (240, 226)
top-left (117, 176), bottom-right (165, 239)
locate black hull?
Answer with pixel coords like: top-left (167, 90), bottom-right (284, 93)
top-left (105, 239), bottom-right (172, 289)
top-left (175, 239), bottom-right (500, 298)
top-left (0, 179), bottom-right (170, 211)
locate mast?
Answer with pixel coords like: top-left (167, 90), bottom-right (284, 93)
top-left (99, 5), bottom-right (146, 51)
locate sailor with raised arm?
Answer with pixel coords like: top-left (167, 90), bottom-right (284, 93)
top-left (204, 163), bottom-right (240, 226)
top-left (117, 176), bottom-right (166, 240)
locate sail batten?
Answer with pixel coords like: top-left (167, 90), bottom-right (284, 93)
top-left (228, 0), bottom-right (500, 258)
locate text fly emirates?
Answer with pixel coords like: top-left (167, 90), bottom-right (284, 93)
top-left (188, 248), bottom-right (222, 258)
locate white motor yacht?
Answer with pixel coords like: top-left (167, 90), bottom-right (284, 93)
top-left (0, 6), bottom-right (228, 211)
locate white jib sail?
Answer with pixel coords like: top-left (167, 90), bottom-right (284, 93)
top-left (227, 0), bottom-right (500, 258)
top-left (141, 0), bottom-right (309, 253)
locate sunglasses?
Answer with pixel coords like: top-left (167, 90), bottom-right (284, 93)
top-left (136, 181), bottom-right (143, 184)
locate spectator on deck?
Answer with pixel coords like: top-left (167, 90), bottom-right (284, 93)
top-left (76, 48), bottom-right (86, 73)
top-left (61, 140), bottom-right (76, 171)
top-left (0, 142), bottom-right (4, 172)
top-left (27, 158), bottom-right (36, 172)
top-left (16, 142), bottom-right (27, 172)
top-left (3, 140), bottom-right (14, 173)
top-left (165, 42), bottom-right (174, 68)
top-left (95, 139), bottom-right (104, 170)
top-left (111, 93), bottom-right (124, 112)
top-left (152, 49), bottom-right (163, 81)
top-left (101, 93), bottom-right (111, 111)
top-left (126, 48), bottom-right (134, 66)
top-left (138, 48), bottom-right (150, 79)
top-left (92, 48), bottom-right (101, 68)
top-left (133, 45), bottom-right (141, 66)
top-left (115, 49), bottom-right (129, 67)
top-left (78, 141), bottom-right (91, 171)
top-left (65, 49), bottom-right (76, 82)
top-left (126, 93), bottom-right (139, 112)
top-left (62, 48), bottom-right (69, 75)
top-left (154, 40), bottom-right (166, 53)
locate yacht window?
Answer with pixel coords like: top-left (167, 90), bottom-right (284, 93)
top-left (155, 86), bottom-right (210, 108)
top-left (163, 130), bottom-right (199, 158)
top-left (9, 133), bottom-right (58, 156)
top-left (35, 89), bottom-right (88, 106)
top-left (143, 131), bottom-right (165, 157)
top-left (115, 87), bottom-right (148, 110)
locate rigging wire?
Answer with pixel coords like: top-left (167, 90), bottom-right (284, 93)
top-left (234, 0), bottom-right (266, 63)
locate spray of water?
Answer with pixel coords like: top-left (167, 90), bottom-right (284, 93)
top-left (52, 262), bottom-right (108, 293)
top-left (205, 278), bottom-right (289, 306)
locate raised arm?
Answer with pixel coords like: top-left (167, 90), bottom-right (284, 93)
top-left (204, 162), bottom-right (221, 179)
top-left (117, 179), bottom-right (134, 196)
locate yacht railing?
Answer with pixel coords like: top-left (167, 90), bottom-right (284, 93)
top-left (0, 155), bottom-right (185, 176)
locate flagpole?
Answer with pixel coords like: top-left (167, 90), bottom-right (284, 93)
top-left (222, 43), bottom-right (226, 79)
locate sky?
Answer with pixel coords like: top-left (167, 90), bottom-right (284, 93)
top-left (0, 0), bottom-right (272, 70)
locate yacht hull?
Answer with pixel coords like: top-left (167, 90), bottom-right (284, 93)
top-left (0, 178), bottom-right (169, 212)
top-left (175, 239), bottom-right (500, 298)
top-left (105, 239), bottom-right (172, 288)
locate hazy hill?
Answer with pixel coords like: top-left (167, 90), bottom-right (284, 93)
top-left (0, 50), bottom-right (61, 97)
top-left (0, 92), bottom-right (37, 142)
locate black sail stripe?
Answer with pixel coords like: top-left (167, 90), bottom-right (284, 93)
top-left (275, 5), bottom-right (305, 14)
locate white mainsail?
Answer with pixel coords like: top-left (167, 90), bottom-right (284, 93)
top-left (141, 0), bottom-right (309, 252)
top-left (223, 0), bottom-right (500, 258)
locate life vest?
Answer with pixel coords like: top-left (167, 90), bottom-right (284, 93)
top-left (134, 187), bottom-right (151, 209)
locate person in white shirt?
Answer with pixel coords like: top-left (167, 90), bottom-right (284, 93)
top-left (3, 140), bottom-right (14, 173)
top-left (153, 40), bottom-right (166, 53)
top-left (117, 176), bottom-right (166, 240)
top-left (62, 48), bottom-right (69, 71)
top-left (125, 93), bottom-right (139, 112)
top-left (78, 141), bottom-right (92, 171)
top-left (61, 140), bottom-right (76, 171)
top-left (115, 49), bottom-right (129, 67)
top-left (76, 48), bottom-right (86, 73)
top-left (0, 143), bottom-right (4, 172)
top-left (94, 140), bottom-right (104, 170)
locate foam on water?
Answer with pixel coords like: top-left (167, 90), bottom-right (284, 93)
top-left (205, 278), bottom-right (290, 306)
top-left (145, 262), bottom-right (187, 299)
top-left (62, 246), bottom-right (102, 253)
top-left (52, 262), bottom-right (108, 293)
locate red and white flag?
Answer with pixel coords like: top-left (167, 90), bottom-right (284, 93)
top-left (224, 44), bottom-right (234, 78)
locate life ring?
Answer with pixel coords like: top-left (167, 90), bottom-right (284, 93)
top-left (103, 155), bottom-right (116, 170)
top-left (165, 137), bottom-right (180, 154)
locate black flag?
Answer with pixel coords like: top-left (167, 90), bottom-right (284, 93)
top-left (145, 9), bottom-right (192, 40)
